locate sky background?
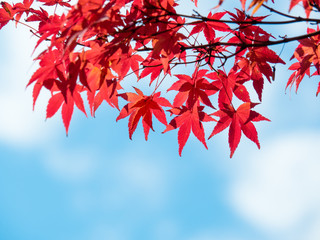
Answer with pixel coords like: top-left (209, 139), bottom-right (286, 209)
top-left (1, 0), bottom-right (320, 239)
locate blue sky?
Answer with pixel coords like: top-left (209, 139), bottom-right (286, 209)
top-left (1, 1), bottom-right (320, 240)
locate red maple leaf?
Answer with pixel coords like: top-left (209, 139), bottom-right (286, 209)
top-left (163, 104), bottom-right (215, 156)
top-left (34, 14), bottom-right (67, 49)
top-left (93, 79), bottom-right (122, 112)
top-left (287, 61), bottom-right (311, 93)
top-left (46, 87), bottom-right (87, 135)
top-left (117, 88), bottom-right (172, 140)
top-left (140, 59), bottom-right (168, 85)
top-left (27, 49), bottom-right (66, 109)
top-left (151, 30), bottom-right (185, 73)
top-left (168, 67), bottom-right (218, 109)
top-left (288, 27), bottom-right (320, 94)
top-left (0, 2), bottom-right (14, 29)
top-left (25, 7), bottom-right (49, 25)
top-left (12, 0), bottom-right (34, 24)
top-left (83, 62), bottom-right (120, 116)
top-left (118, 53), bottom-right (144, 79)
top-left (228, 9), bottom-right (271, 49)
top-left (190, 12), bottom-right (229, 43)
top-left (209, 102), bottom-right (270, 158)
top-left (206, 69), bottom-right (251, 108)
top-left (234, 46), bottom-right (285, 100)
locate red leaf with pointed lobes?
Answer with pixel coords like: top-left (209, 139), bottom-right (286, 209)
top-left (12, 0), bottom-right (34, 24)
top-left (206, 69), bottom-right (243, 109)
top-left (287, 68), bottom-right (309, 94)
top-left (34, 14), bottom-right (67, 50)
top-left (0, 2), bottom-right (14, 29)
top-left (140, 60), bottom-right (166, 85)
top-left (234, 46), bottom-right (284, 100)
top-left (112, 51), bottom-right (144, 79)
top-left (14, 0), bottom-right (34, 10)
top-left (190, 12), bottom-right (229, 43)
top-left (168, 67), bottom-right (218, 109)
top-left (237, 47), bottom-right (285, 82)
top-left (84, 63), bottom-right (118, 115)
top-left (228, 9), bottom-right (272, 51)
top-left (94, 79), bottom-right (122, 112)
top-left (25, 7), bottom-right (48, 23)
top-left (27, 49), bottom-right (62, 94)
top-left (209, 102), bottom-right (269, 158)
top-left (207, 12), bottom-right (230, 32)
top-left (46, 87), bottom-right (87, 134)
top-left (163, 104), bottom-right (215, 156)
top-left (151, 30), bottom-right (186, 72)
top-left (123, 54), bottom-right (144, 78)
top-left (117, 88), bottom-right (172, 140)
top-left (288, 27), bottom-right (320, 94)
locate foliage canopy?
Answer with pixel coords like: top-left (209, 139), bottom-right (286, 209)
top-left (0, 0), bottom-right (319, 157)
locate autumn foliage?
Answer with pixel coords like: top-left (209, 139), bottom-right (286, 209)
top-left (0, 0), bottom-right (319, 157)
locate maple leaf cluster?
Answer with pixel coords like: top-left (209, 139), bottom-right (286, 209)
top-left (0, 0), bottom-right (320, 157)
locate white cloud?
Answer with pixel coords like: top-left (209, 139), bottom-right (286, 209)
top-left (305, 217), bottom-right (320, 240)
top-left (0, 86), bottom-right (58, 147)
top-left (0, 23), bottom-right (59, 148)
top-left (229, 131), bottom-right (320, 238)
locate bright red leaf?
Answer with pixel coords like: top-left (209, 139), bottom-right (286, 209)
top-left (0, 2), bottom-right (14, 29)
top-left (46, 87), bottom-right (87, 135)
top-left (117, 88), bottom-right (172, 140)
top-left (168, 67), bottom-right (218, 109)
top-left (190, 12), bottom-right (230, 43)
top-left (163, 104), bottom-right (215, 156)
top-left (209, 102), bottom-right (270, 158)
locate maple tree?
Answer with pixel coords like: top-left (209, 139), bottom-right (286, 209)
top-left (1, 0), bottom-right (320, 157)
